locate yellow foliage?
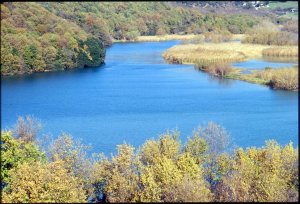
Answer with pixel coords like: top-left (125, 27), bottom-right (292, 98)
top-left (2, 121), bottom-right (298, 202)
top-left (2, 160), bottom-right (87, 203)
top-left (220, 141), bottom-right (298, 202)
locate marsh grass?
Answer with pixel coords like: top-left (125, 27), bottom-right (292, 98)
top-left (163, 46), bottom-right (246, 66)
top-left (201, 63), bottom-right (233, 77)
top-left (163, 42), bottom-right (272, 67)
top-left (163, 41), bottom-right (297, 67)
top-left (203, 32), bottom-right (233, 43)
top-left (226, 67), bottom-right (298, 91)
top-left (163, 41), bottom-right (298, 90)
top-left (242, 31), bottom-right (298, 46)
top-left (260, 68), bottom-right (298, 90)
top-left (262, 47), bottom-right (298, 57)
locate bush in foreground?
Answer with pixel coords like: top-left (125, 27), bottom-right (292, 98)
top-left (1, 119), bottom-right (298, 202)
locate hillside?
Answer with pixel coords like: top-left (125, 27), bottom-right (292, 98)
top-left (1, 2), bottom-right (106, 75)
top-left (1, 2), bottom-right (293, 76)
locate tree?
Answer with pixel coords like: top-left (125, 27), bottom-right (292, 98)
top-left (194, 122), bottom-right (229, 187)
top-left (185, 133), bottom-right (208, 164)
top-left (140, 130), bottom-right (181, 165)
top-left (12, 115), bottom-right (42, 143)
top-left (42, 46), bottom-right (57, 70)
top-left (138, 131), bottom-right (211, 202)
top-left (48, 133), bottom-right (94, 196)
top-left (92, 144), bottom-right (139, 202)
top-left (2, 160), bottom-right (87, 203)
top-left (23, 45), bottom-right (38, 69)
top-left (218, 140), bottom-right (298, 202)
top-left (1, 131), bottom-right (46, 191)
top-left (85, 37), bottom-right (105, 66)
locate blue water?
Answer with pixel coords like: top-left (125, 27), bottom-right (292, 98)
top-left (232, 59), bottom-right (296, 70)
top-left (1, 41), bottom-right (298, 154)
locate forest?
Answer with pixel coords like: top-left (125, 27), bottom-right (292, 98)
top-left (1, 2), bottom-right (264, 75)
top-left (1, 116), bottom-right (298, 202)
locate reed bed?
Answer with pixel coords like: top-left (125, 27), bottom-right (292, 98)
top-left (191, 42), bottom-right (271, 58)
top-left (163, 42), bottom-right (298, 66)
top-left (227, 67), bottom-right (298, 91)
top-left (203, 63), bottom-right (233, 77)
top-left (163, 45), bottom-right (246, 67)
top-left (163, 41), bottom-right (298, 90)
top-left (163, 42), bottom-right (272, 67)
top-left (262, 47), bottom-right (298, 57)
top-left (255, 67), bottom-right (298, 90)
top-left (242, 31), bottom-right (298, 46)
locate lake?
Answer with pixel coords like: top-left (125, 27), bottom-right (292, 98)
top-left (1, 41), bottom-right (298, 154)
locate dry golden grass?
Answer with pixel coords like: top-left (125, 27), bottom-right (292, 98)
top-left (254, 67), bottom-right (298, 90)
top-left (242, 31), bottom-right (298, 46)
top-left (262, 47), bottom-right (298, 57)
top-left (163, 44), bottom-right (246, 66)
top-left (163, 42), bottom-right (298, 66)
top-left (190, 42), bottom-right (272, 58)
top-left (163, 41), bottom-right (298, 90)
top-left (163, 42), bottom-right (273, 67)
top-left (204, 63), bottom-right (233, 77)
top-left (226, 67), bottom-right (298, 91)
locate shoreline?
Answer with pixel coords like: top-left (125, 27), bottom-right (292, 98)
top-left (162, 41), bottom-right (298, 91)
top-left (112, 34), bottom-right (245, 43)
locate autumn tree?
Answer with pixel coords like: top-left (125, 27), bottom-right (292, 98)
top-left (217, 140), bottom-right (299, 202)
top-left (2, 160), bottom-right (87, 203)
top-left (12, 115), bottom-right (43, 143)
top-left (1, 131), bottom-right (46, 192)
top-left (48, 133), bottom-right (94, 197)
top-left (92, 144), bottom-right (139, 202)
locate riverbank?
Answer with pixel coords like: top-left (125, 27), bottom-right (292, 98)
top-left (162, 41), bottom-right (298, 90)
top-left (225, 66), bottom-right (298, 91)
top-left (112, 34), bottom-right (245, 43)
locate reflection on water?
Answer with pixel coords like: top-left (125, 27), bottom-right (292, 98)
top-left (206, 74), bottom-right (235, 87)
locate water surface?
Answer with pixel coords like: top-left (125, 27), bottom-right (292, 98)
top-left (1, 41), bottom-right (298, 154)
top-left (232, 59), bottom-right (296, 70)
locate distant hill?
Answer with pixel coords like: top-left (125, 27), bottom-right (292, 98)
top-left (174, 1), bottom-right (298, 18)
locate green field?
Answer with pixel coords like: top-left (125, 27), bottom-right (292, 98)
top-left (268, 1), bottom-right (298, 9)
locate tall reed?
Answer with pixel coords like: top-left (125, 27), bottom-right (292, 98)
top-left (262, 47), bottom-right (298, 57)
top-left (254, 67), bottom-right (298, 90)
